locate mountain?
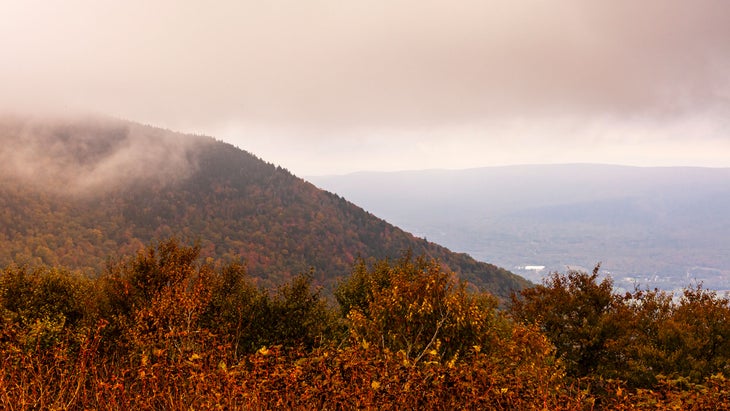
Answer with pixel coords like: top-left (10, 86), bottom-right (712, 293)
top-left (309, 165), bottom-right (730, 291)
top-left (0, 115), bottom-right (528, 299)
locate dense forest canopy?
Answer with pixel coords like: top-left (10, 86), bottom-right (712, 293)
top-left (0, 115), bottom-right (528, 299)
top-left (1, 240), bottom-right (728, 409)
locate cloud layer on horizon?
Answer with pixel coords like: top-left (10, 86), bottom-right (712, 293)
top-left (1, 0), bottom-right (729, 174)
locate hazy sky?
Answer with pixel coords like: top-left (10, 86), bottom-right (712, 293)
top-left (2, 1), bottom-right (729, 175)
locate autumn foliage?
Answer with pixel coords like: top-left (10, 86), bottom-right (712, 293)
top-left (1, 240), bottom-right (729, 409)
top-left (0, 120), bottom-right (529, 300)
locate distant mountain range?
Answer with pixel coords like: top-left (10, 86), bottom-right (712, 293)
top-left (0, 115), bottom-right (528, 299)
top-left (310, 164), bottom-right (730, 291)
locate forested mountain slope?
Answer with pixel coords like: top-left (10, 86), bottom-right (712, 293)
top-left (0, 115), bottom-right (528, 298)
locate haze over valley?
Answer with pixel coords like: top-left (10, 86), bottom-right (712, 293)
top-left (311, 165), bottom-right (730, 292)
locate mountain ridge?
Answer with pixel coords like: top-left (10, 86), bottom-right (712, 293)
top-left (0, 115), bottom-right (529, 299)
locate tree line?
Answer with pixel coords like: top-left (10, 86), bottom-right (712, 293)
top-left (1, 239), bottom-right (728, 409)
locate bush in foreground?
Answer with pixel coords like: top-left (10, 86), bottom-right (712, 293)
top-left (1, 240), bottom-right (730, 409)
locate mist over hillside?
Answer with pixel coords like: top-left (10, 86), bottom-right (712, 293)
top-left (0, 115), bottom-right (204, 194)
top-left (0, 115), bottom-right (528, 299)
top-left (310, 165), bottom-right (730, 291)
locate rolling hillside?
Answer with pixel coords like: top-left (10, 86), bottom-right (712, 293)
top-left (310, 165), bottom-right (730, 291)
top-left (0, 115), bottom-right (528, 298)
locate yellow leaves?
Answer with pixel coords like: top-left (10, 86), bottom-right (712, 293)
top-left (418, 301), bottom-right (433, 314)
top-left (371, 380), bottom-right (381, 390)
top-left (140, 354), bottom-right (149, 366)
top-left (447, 353), bottom-right (458, 368)
top-left (189, 353), bottom-right (202, 361)
top-left (218, 361), bottom-right (228, 372)
top-left (258, 346), bottom-right (270, 356)
top-left (473, 345), bottom-right (481, 354)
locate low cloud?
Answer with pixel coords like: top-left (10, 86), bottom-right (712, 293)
top-left (1, 1), bottom-right (729, 174)
top-left (0, 115), bottom-right (201, 195)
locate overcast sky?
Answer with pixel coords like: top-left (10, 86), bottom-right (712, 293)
top-left (2, 1), bottom-right (729, 175)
